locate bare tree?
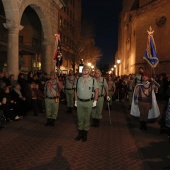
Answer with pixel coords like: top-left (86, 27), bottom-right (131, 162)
top-left (60, 22), bottom-right (101, 72)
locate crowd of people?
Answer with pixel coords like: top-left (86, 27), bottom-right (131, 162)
top-left (0, 67), bottom-right (170, 141)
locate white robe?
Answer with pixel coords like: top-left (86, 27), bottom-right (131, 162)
top-left (130, 88), bottom-right (160, 119)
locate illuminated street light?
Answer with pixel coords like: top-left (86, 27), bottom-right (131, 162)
top-left (114, 65), bottom-right (117, 68)
top-left (117, 59), bottom-right (121, 64)
top-left (88, 62), bottom-right (92, 67)
top-left (117, 59), bottom-right (121, 76)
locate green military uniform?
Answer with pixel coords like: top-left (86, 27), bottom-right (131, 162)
top-left (74, 76), bottom-right (98, 131)
top-left (65, 75), bottom-right (75, 112)
top-left (44, 78), bottom-right (60, 126)
top-left (107, 79), bottom-right (116, 107)
top-left (92, 77), bottom-right (108, 121)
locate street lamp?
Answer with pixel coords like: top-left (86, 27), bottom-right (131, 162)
top-left (79, 59), bottom-right (84, 73)
top-left (91, 65), bottom-right (94, 71)
top-left (87, 62), bottom-right (92, 67)
top-left (117, 59), bottom-right (121, 76)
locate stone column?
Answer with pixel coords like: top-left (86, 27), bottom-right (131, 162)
top-left (3, 22), bottom-right (23, 78)
top-left (42, 40), bottom-right (55, 74)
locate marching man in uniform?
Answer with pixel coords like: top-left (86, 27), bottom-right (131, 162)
top-left (91, 69), bottom-right (110, 127)
top-left (106, 75), bottom-right (116, 109)
top-left (44, 71), bottom-right (63, 126)
top-left (65, 69), bottom-right (75, 113)
top-left (74, 65), bottom-right (99, 142)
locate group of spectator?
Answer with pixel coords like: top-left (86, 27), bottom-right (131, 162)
top-left (0, 71), bottom-right (49, 128)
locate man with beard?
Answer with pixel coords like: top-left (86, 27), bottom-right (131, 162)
top-left (134, 67), bottom-right (144, 85)
top-left (74, 65), bottom-right (99, 142)
top-left (131, 73), bottom-right (160, 130)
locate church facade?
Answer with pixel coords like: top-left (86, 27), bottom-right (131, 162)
top-left (117, 0), bottom-right (170, 75)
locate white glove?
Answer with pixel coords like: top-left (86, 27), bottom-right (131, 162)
top-left (93, 101), bottom-right (97, 107)
top-left (2, 98), bottom-right (7, 104)
top-left (75, 101), bottom-right (77, 107)
top-left (107, 96), bottom-right (110, 101)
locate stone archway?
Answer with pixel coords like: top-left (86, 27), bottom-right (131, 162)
top-left (19, 0), bottom-right (55, 74)
top-left (1, 0), bottom-right (59, 76)
top-left (2, 0), bottom-right (19, 23)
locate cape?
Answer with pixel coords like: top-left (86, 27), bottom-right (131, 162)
top-left (130, 86), bottom-right (160, 119)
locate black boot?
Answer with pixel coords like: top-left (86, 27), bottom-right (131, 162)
top-left (75, 130), bottom-right (83, 141)
top-left (95, 119), bottom-right (100, 127)
top-left (82, 130), bottom-right (88, 142)
top-left (91, 118), bottom-right (97, 127)
top-left (66, 107), bottom-right (73, 113)
top-left (45, 118), bottom-right (51, 126)
top-left (69, 107), bottom-right (73, 113)
top-left (140, 121), bottom-right (147, 131)
top-left (0, 124), bottom-right (4, 129)
top-left (50, 119), bottom-right (55, 126)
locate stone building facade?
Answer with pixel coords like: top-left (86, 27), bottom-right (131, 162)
top-left (117, 0), bottom-right (170, 75)
top-left (0, 0), bottom-right (81, 77)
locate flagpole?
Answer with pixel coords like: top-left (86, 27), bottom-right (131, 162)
top-left (53, 34), bottom-right (63, 75)
top-left (143, 26), bottom-right (159, 74)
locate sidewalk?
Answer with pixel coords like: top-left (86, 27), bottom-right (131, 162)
top-left (0, 101), bottom-right (169, 170)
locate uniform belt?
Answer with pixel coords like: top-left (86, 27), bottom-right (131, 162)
top-left (98, 94), bottom-right (104, 97)
top-left (47, 97), bottom-right (58, 99)
top-left (65, 88), bottom-right (73, 90)
top-left (109, 90), bottom-right (113, 91)
top-left (78, 97), bottom-right (92, 102)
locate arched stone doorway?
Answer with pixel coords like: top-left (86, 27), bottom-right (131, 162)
top-left (19, 6), bottom-right (42, 74)
top-left (19, 1), bottom-right (56, 74)
top-left (1, 0), bottom-right (61, 77)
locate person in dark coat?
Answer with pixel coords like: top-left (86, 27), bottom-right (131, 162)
top-left (2, 72), bottom-right (11, 88)
top-left (17, 73), bottom-right (27, 97)
top-left (0, 86), bottom-right (20, 121)
top-left (10, 83), bottom-right (27, 117)
top-left (25, 82), bottom-right (38, 116)
top-left (34, 83), bottom-right (45, 114)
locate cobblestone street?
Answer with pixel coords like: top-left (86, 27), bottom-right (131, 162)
top-left (0, 101), bottom-right (169, 170)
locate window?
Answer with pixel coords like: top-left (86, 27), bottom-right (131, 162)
top-left (64, 6), bottom-right (66, 13)
top-left (67, 7), bottom-right (69, 15)
top-left (156, 16), bottom-right (167, 27)
top-left (59, 15), bottom-right (62, 26)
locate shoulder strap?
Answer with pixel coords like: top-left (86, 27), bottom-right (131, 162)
top-left (91, 78), bottom-right (95, 99)
top-left (101, 78), bottom-right (105, 95)
top-left (76, 78), bottom-right (79, 92)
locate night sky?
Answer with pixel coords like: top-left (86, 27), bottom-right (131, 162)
top-left (82, 0), bottom-right (123, 65)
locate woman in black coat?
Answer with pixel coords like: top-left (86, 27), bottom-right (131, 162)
top-left (10, 83), bottom-right (27, 117)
